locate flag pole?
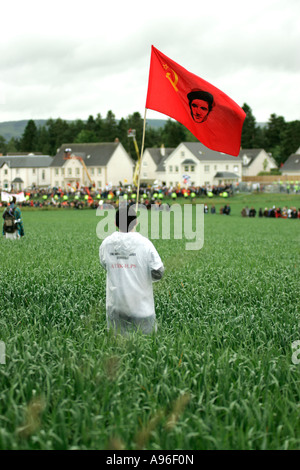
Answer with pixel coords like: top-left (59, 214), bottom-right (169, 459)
top-left (135, 107), bottom-right (147, 211)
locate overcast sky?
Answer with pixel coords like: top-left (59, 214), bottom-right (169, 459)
top-left (0, 0), bottom-right (299, 125)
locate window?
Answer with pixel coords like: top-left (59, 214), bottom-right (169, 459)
top-left (175, 166), bottom-right (179, 172)
top-left (191, 165), bottom-right (195, 172)
top-left (76, 168), bottom-right (80, 175)
top-left (4, 169), bottom-right (8, 175)
top-left (42, 170), bottom-right (45, 180)
top-left (16, 169), bottom-right (19, 175)
top-left (181, 151), bottom-right (185, 157)
top-left (61, 168), bottom-right (65, 175)
top-left (169, 181), bottom-right (173, 187)
top-left (33, 169), bottom-right (37, 175)
top-left (204, 165), bottom-right (210, 172)
top-left (143, 161), bottom-right (147, 166)
top-left (214, 165), bottom-right (217, 170)
top-left (97, 181), bottom-right (102, 188)
top-left (143, 172), bottom-right (148, 177)
top-left (55, 181), bottom-right (59, 187)
top-left (226, 165), bottom-right (229, 170)
top-left (68, 168), bottom-right (72, 176)
top-left (234, 165), bottom-right (238, 172)
top-left (55, 169), bottom-right (58, 175)
top-left (184, 165), bottom-right (189, 172)
top-left (91, 168), bottom-right (94, 175)
top-left (169, 166), bottom-right (173, 172)
top-left (98, 168), bottom-right (101, 174)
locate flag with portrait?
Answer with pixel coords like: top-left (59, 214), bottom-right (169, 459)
top-left (145, 46), bottom-right (246, 156)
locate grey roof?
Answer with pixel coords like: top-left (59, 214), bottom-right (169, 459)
top-left (156, 155), bottom-right (169, 172)
top-left (214, 171), bottom-right (239, 179)
top-left (182, 159), bottom-right (197, 164)
top-left (50, 142), bottom-right (126, 167)
top-left (0, 155), bottom-right (53, 168)
top-left (145, 147), bottom-right (174, 167)
top-left (182, 142), bottom-right (242, 161)
top-left (12, 177), bottom-right (24, 183)
top-left (144, 147), bottom-right (175, 173)
top-left (7, 152), bottom-right (43, 156)
top-left (281, 154), bottom-right (300, 172)
top-left (238, 149), bottom-right (264, 167)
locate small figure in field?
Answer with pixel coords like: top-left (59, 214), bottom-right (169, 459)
top-left (99, 204), bottom-right (164, 336)
top-left (2, 196), bottom-right (25, 239)
top-left (249, 207), bottom-right (256, 217)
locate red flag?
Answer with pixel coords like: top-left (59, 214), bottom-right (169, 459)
top-left (145, 46), bottom-right (246, 156)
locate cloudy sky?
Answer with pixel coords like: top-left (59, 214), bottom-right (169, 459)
top-left (0, 0), bottom-right (299, 124)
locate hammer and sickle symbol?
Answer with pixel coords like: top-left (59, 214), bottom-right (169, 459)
top-left (165, 67), bottom-right (179, 92)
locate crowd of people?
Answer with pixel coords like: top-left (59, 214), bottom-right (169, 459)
top-left (1, 182), bottom-right (299, 229)
top-left (0, 183), bottom-right (234, 210)
top-left (241, 206), bottom-right (300, 218)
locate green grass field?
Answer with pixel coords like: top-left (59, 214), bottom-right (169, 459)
top-left (0, 194), bottom-right (299, 450)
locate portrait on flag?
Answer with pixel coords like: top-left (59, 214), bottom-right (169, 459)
top-left (145, 46), bottom-right (246, 156)
top-left (187, 90), bottom-right (214, 123)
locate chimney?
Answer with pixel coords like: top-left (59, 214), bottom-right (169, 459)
top-left (160, 144), bottom-right (165, 157)
top-left (64, 148), bottom-right (72, 159)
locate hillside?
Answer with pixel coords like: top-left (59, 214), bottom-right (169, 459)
top-left (0, 120), bottom-right (47, 141)
top-left (0, 118), bottom-right (167, 141)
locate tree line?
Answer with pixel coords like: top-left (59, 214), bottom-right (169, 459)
top-left (0, 104), bottom-right (299, 166)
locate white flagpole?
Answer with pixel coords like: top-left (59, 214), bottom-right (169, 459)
top-left (135, 108), bottom-right (147, 211)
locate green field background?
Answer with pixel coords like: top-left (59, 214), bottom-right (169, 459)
top-left (0, 194), bottom-right (299, 450)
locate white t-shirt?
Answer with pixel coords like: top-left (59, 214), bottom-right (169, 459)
top-left (99, 231), bottom-right (163, 333)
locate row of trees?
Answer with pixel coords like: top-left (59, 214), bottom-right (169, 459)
top-left (241, 104), bottom-right (299, 165)
top-left (0, 105), bottom-right (299, 165)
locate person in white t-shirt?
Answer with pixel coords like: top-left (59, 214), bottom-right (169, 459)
top-left (99, 204), bottom-right (164, 335)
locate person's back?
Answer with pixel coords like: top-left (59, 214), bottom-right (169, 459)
top-left (3, 205), bottom-right (17, 235)
top-left (99, 206), bottom-right (164, 335)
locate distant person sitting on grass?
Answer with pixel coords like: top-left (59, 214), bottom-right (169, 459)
top-left (223, 204), bottom-right (231, 215)
top-left (249, 207), bottom-right (256, 217)
top-left (99, 204), bottom-right (164, 336)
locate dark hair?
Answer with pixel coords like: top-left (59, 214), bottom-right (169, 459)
top-left (116, 204), bottom-right (137, 232)
top-left (12, 196), bottom-right (16, 204)
top-left (187, 90), bottom-right (214, 112)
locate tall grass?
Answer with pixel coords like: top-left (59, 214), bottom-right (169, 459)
top-left (0, 201), bottom-right (299, 449)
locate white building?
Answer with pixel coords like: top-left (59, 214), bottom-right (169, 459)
top-left (0, 154), bottom-right (53, 191)
top-left (149, 142), bottom-right (242, 187)
top-left (50, 142), bottom-right (135, 189)
top-left (140, 145), bottom-right (175, 183)
top-left (239, 149), bottom-right (277, 176)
